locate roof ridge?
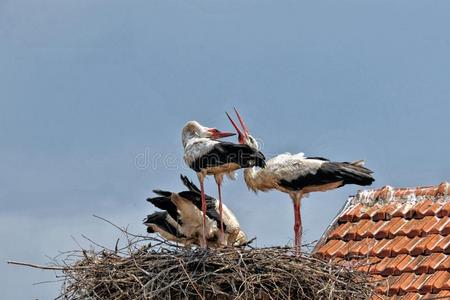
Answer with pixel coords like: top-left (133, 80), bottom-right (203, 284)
top-left (349, 182), bottom-right (450, 206)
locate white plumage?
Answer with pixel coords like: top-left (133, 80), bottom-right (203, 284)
top-left (243, 153), bottom-right (326, 192)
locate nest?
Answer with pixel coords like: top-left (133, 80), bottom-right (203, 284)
top-left (9, 217), bottom-right (376, 300)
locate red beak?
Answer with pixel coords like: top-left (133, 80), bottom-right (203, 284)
top-left (208, 128), bottom-right (236, 140)
top-left (225, 108), bottom-right (249, 144)
top-left (233, 107), bottom-right (249, 137)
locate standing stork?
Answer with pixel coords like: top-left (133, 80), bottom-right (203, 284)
top-left (182, 121), bottom-right (265, 247)
top-left (145, 174), bottom-right (247, 247)
top-left (226, 109), bottom-right (375, 253)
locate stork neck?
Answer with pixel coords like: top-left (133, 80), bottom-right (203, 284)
top-left (182, 131), bottom-right (197, 148)
top-left (244, 167), bottom-right (259, 192)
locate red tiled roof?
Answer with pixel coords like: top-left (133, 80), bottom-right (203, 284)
top-left (314, 182), bottom-right (450, 299)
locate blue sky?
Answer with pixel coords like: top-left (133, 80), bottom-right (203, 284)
top-left (1, 0), bottom-right (450, 298)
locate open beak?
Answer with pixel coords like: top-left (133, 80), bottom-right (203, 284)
top-left (225, 107), bottom-right (249, 144)
top-left (208, 128), bottom-right (236, 140)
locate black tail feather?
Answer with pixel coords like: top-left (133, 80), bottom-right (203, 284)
top-left (152, 189), bottom-right (172, 197)
top-left (333, 162), bottom-right (375, 186)
top-left (180, 174), bottom-right (201, 194)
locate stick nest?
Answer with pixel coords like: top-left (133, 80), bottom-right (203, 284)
top-left (60, 244), bottom-right (375, 299)
top-left (11, 218), bottom-right (377, 300)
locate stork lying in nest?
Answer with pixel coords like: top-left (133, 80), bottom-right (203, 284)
top-left (144, 174), bottom-right (247, 248)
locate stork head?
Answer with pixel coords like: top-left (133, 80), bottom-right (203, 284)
top-left (233, 230), bottom-right (248, 246)
top-left (226, 108), bottom-right (260, 150)
top-left (182, 121), bottom-right (236, 147)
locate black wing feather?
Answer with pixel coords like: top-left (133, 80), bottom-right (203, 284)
top-left (144, 212), bottom-right (185, 237)
top-left (177, 191), bottom-right (226, 231)
top-left (190, 141), bottom-right (265, 172)
top-left (280, 161), bottom-right (374, 191)
top-left (146, 196), bottom-right (180, 224)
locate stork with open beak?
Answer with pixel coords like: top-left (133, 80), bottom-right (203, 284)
top-left (226, 109), bottom-right (375, 253)
top-left (145, 174), bottom-right (247, 247)
top-left (182, 121), bottom-right (265, 247)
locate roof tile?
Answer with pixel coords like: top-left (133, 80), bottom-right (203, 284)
top-left (339, 203), bottom-right (363, 223)
top-left (373, 257), bottom-right (393, 275)
top-left (423, 235), bottom-right (443, 254)
top-left (381, 254), bottom-right (409, 276)
top-left (388, 218), bottom-right (408, 238)
top-left (421, 216), bottom-right (440, 235)
top-left (402, 293), bottom-right (421, 300)
top-left (433, 234), bottom-right (450, 253)
top-left (355, 219), bottom-right (374, 239)
top-left (375, 220), bottom-right (398, 239)
top-left (389, 272), bottom-right (413, 295)
top-left (373, 203), bottom-right (399, 221)
top-left (334, 240), bottom-right (351, 257)
top-left (440, 218), bottom-right (450, 235)
top-left (435, 256), bottom-right (450, 271)
top-left (328, 222), bottom-right (353, 239)
top-left (326, 240), bottom-right (346, 257)
top-left (436, 201), bottom-right (450, 218)
top-left (397, 218), bottom-right (424, 238)
top-left (420, 271), bottom-right (447, 295)
top-left (422, 202), bottom-right (442, 218)
top-left (375, 276), bottom-right (398, 295)
top-left (435, 289), bottom-right (450, 298)
top-left (403, 255), bottom-right (427, 273)
top-left (412, 200), bottom-right (434, 219)
top-left (403, 236), bottom-right (423, 255)
top-left (361, 204), bottom-right (383, 220)
top-left (395, 255), bottom-right (415, 274)
top-left (316, 239), bottom-right (338, 256)
top-left (430, 217), bottom-right (450, 234)
top-left (406, 273), bottom-right (430, 293)
top-left (415, 253), bottom-right (446, 274)
top-left (410, 235), bottom-right (437, 256)
top-left (432, 271), bottom-right (450, 291)
top-left (368, 220), bottom-right (391, 239)
top-left (392, 203), bottom-right (415, 219)
top-left (343, 223), bottom-right (360, 241)
top-left (391, 236), bottom-right (412, 256)
top-left (378, 239), bottom-right (398, 258)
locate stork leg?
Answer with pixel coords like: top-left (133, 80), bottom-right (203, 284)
top-left (215, 175), bottom-right (225, 246)
top-left (292, 193), bottom-right (303, 255)
top-left (197, 173), bottom-right (207, 248)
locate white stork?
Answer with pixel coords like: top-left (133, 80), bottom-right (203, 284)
top-left (226, 109), bottom-right (375, 252)
top-left (144, 174), bottom-right (247, 247)
top-left (182, 121), bottom-right (265, 246)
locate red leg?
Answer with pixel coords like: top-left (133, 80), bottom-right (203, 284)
top-left (217, 180), bottom-right (225, 245)
top-left (293, 196), bottom-right (302, 255)
top-left (198, 176), bottom-right (207, 248)
top-left (298, 198), bottom-right (302, 250)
